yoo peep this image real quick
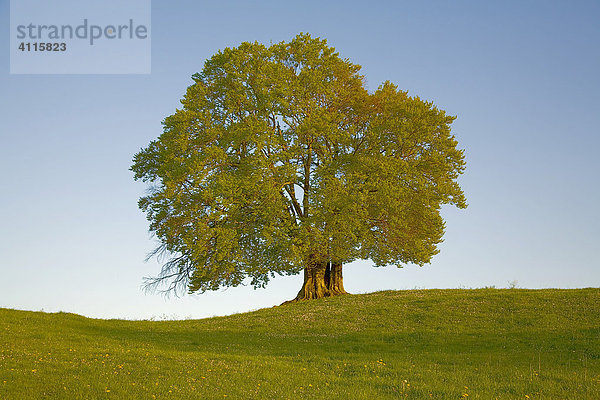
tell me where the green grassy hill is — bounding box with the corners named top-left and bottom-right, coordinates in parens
top-left (1, 289), bottom-right (599, 399)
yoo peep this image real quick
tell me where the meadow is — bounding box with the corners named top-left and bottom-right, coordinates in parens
top-left (1, 288), bottom-right (598, 399)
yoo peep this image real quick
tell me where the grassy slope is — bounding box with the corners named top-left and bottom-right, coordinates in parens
top-left (0, 289), bottom-right (599, 399)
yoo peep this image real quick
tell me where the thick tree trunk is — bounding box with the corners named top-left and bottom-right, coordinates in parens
top-left (326, 261), bottom-right (347, 296)
top-left (284, 259), bottom-right (348, 304)
top-left (294, 258), bottom-right (328, 300)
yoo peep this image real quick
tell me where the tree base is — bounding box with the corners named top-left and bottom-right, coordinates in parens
top-left (282, 261), bottom-right (348, 305)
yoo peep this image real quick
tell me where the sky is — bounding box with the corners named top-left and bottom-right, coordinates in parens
top-left (1, 0), bottom-right (598, 320)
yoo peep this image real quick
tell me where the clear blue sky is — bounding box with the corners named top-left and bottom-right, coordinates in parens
top-left (1, 0), bottom-right (598, 319)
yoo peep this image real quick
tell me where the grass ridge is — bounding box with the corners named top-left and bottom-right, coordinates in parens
top-left (1, 288), bottom-right (599, 399)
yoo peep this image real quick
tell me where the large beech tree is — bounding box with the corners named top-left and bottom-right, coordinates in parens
top-left (131, 34), bottom-right (467, 302)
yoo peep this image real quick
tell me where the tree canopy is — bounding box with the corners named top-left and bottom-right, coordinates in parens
top-left (131, 33), bottom-right (467, 300)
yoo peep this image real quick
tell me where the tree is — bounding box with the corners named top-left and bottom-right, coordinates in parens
top-left (131, 33), bottom-right (467, 302)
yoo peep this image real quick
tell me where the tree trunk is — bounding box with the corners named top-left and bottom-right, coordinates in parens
top-left (294, 258), bottom-right (328, 300)
top-left (326, 261), bottom-right (347, 296)
top-left (284, 259), bottom-right (348, 304)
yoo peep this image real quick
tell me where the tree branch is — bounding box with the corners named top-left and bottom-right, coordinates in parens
top-left (303, 142), bottom-right (312, 218)
top-left (283, 183), bottom-right (304, 219)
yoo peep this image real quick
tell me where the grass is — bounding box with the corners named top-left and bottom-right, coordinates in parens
top-left (1, 288), bottom-right (599, 399)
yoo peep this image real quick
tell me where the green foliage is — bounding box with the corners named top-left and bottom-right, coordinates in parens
top-left (1, 289), bottom-right (599, 399)
top-left (131, 33), bottom-right (467, 294)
